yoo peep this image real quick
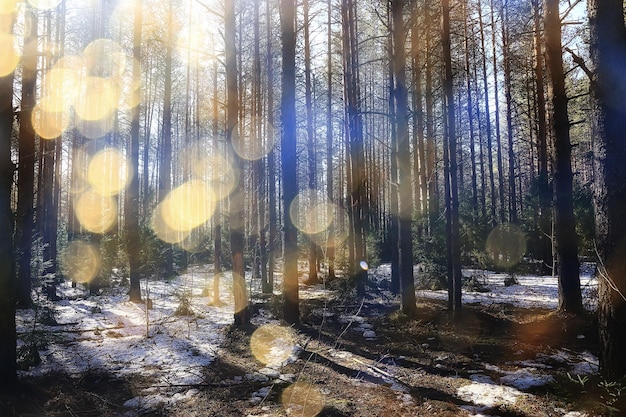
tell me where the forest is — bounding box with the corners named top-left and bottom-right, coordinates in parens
top-left (1, 0), bottom-right (626, 415)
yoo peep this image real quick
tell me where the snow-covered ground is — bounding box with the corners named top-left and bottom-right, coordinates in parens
top-left (16, 263), bottom-right (599, 415)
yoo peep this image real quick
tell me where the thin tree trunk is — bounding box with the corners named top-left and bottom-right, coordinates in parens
top-left (225, 0), bottom-right (249, 326)
top-left (533, 0), bottom-right (552, 274)
top-left (392, 0), bottom-right (418, 316)
top-left (388, 2), bottom-right (399, 295)
top-left (326, 0), bottom-right (336, 281)
top-left (502, 4), bottom-right (517, 223)
top-left (443, 0), bottom-right (462, 314)
top-left (281, 0), bottom-right (300, 325)
top-left (159, 0), bottom-right (174, 277)
top-left (16, 6), bottom-right (37, 307)
top-left (545, 0), bottom-right (582, 313)
top-left (266, 0), bottom-right (277, 293)
top-left (126, 0), bottom-right (143, 302)
top-left (304, 0), bottom-right (319, 285)
top-left (490, 0), bottom-right (505, 224)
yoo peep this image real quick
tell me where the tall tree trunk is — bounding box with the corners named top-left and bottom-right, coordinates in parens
top-left (304, 0), bottom-right (319, 285)
top-left (159, 0), bottom-right (174, 277)
top-left (126, 0), bottom-right (143, 302)
top-left (533, 0), bottom-right (552, 275)
top-left (0, 13), bottom-right (17, 387)
top-left (502, 4), bottom-right (517, 223)
top-left (588, 0), bottom-right (626, 380)
top-left (388, 2), bottom-right (400, 295)
top-left (253, 0), bottom-right (269, 294)
top-left (342, 0), bottom-right (367, 295)
top-left (544, 0), bottom-right (582, 314)
top-left (463, 1), bottom-right (478, 216)
top-left (443, 0), bottom-right (462, 314)
top-left (212, 52), bottom-right (223, 303)
top-left (392, 0), bottom-right (417, 316)
top-left (326, 0), bottom-right (336, 281)
top-left (225, 0), bottom-right (250, 326)
top-left (16, 6), bottom-right (37, 307)
top-left (266, 0), bottom-right (277, 292)
top-left (281, 0), bottom-right (300, 325)
top-left (477, 0), bottom-right (496, 225)
top-left (491, 0), bottom-right (505, 224)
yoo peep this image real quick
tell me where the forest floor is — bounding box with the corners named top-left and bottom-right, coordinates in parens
top-left (1, 264), bottom-right (620, 417)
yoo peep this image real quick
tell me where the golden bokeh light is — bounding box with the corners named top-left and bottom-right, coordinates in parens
top-left (0, 33), bottom-right (20, 77)
top-left (250, 324), bottom-right (297, 366)
top-left (190, 152), bottom-right (237, 200)
top-left (87, 148), bottom-right (132, 196)
top-left (74, 76), bottom-right (119, 122)
top-left (151, 202), bottom-right (190, 244)
top-left (161, 180), bottom-right (216, 233)
top-left (59, 240), bottom-right (100, 284)
top-left (32, 97), bottom-right (70, 139)
top-left (281, 382), bottom-right (325, 417)
top-left (74, 190), bottom-right (118, 234)
top-left (486, 223), bottom-right (527, 268)
top-left (0, 0), bottom-right (19, 14)
top-left (232, 133), bottom-right (275, 161)
top-left (176, 18), bottom-right (211, 65)
top-left (75, 114), bottom-right (116, 140)
top-left (290, 190), bottom-right (334, 236)
top-left (308, 225), bottom-right (348, 249)
top-left (115, 57), bottom-right (142, 111)
top-left (26, 0), bottom-right (61, 10)
top-left (43, 57), bottom-right (84, 111)
top-left (82, 38), bottom-right (126, 79)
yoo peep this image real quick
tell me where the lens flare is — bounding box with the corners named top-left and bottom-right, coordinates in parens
top-left (290, 190), bottom-right (334, 236)
top-left (486, 223), bottom-right (527, 268)
top-left (26, 0), bottom-right (61, 10)
top-left (190, 151), bottom-right (237, 200)
top-left (281, 382), bottom-right (325, 417)
top-left (74, 190), bottom-right (117, 234)
top-left (250, 324), bottom-right (297, 366)
top-left (74, 77), bottom-right (119, 122)
top-left (231, 131), bottom-right (274, 161)
top-left (0, 0), bottom-right (19, 14)
top-left (60, 240), bottom-right (100, 284)
top-left (151, 202), bottom-right (190, 244)
top-left (359, 261), bottom-right (369, 271)
top-left (32, 97), bottom-right (70, 139)
top-left (82, 38), bottom-right (126, 79)
top-left (43, 56), bottom-right (83, 111)
top-left (161, 180), bottom-right (216, 232)
top-left (0, 33), bottom-right (20, 77)
top-left (87, 148), bottom-right (131, 196)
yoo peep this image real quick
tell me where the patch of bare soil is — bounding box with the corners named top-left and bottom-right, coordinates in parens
top-left (1, 285), bottom-right (620, 416)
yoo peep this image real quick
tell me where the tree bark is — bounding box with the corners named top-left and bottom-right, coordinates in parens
top-left (392, 0), bottom-right (417, 316)
top-left (544, 0), bottom-right (582, 314)
top-left (588, 0), bottom-right (626, 380)
top-left (443, 0), bottom-right (462, 314)
top-left (281, 0), bottom-right (300, 325)
top-left (0, 15), bottom-right (17, 387)
top-left (225, 0), bottom-right (250, 326)
top-left (16, 6), bottom-right (37, 307)
top-left (126, 0), bottom-right (143, 303)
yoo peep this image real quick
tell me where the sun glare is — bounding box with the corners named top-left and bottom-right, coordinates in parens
top-left (289, 190), bottom-right (335, 236)
top-left (87, 148), bottom-right (132, 196)
top-left (0, 33), bottom-right (20, 77)
top-left (486, 223), bottom-right (527, 268)
top-left (74, 190), bottom-right (118, 234)
top-left (281, 382), bottom-right (325, 417)
top-left (59, 240), bottom-right (101, 284)
top-left (250, 324), bottom-right (297, 366)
